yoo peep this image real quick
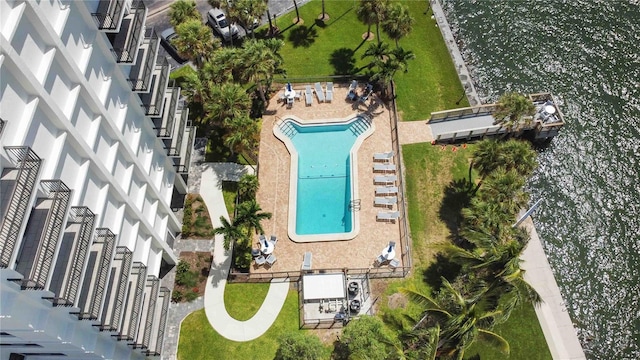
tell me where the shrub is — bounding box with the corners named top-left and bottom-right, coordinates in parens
top-left (275, 332), bottom-right (327, 360)
top-left (176, 259), bottom-right (190, 275)
top-left (184, 289), bottom-right (199, 302)
top-left (176, 270), bottom-right (198, 288)
top-left (172, 290), bottom-right (183, 302)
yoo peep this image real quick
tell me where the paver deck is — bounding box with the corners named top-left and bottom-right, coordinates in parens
top-left (255, 82), bottom-right (403, 273)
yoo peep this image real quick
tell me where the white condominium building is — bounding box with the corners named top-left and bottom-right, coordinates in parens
top-left (0, 0), bottom-right (195, 358)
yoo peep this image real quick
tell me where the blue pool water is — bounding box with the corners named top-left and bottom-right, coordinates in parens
top-left (284, 118), bottom-right (368, 235)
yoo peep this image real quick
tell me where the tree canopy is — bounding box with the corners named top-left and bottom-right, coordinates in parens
top-left (274, 332), bottom-right (327, 360)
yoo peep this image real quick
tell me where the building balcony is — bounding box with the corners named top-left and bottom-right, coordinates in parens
top-left (174, 123), bottom-right (196, 178)
top-left (107, 0), bottom-right (146, 63)
top-left (0, 147), bottom-right (42, 268)
top-left (139, 57), bottom-right (170, 117)
top-left (115, 262), bottom-right (146, 341)
top-left (74, 228), bottom-right (116, 320)
top-left (14, 180), bottom-right (71, 290)
top-left (153, 85), bottom-right (180, 138)
top-left (0, 117), bottom-right (5, 137)
top-left (46, 206), bottom-right (96, 306)
top-left (166, 102), bottom-right (188, 158)
top-left (91, 0), bottom-right (126, 32)
top-left (131, 275), bottom-right (160, 349)
top-left (99, 246), bottom-right (133, 332)
top-left (144, 287), bottom-right (170, 357)
top-left (128, 28), bottom-right (160, 92)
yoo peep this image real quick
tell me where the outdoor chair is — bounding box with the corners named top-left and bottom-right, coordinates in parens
top-left (373, 175), bottom-right (397, 184)
top-left (375, 186), bottom-right (398, 196)
top-left (373, 163), bottom-right (396, 172)
top-left (326, 82), bottom-right (333, 102)
top-left (270, 235), bottom-right (278, 246)
top-left (266, 253), bottom-right (277, 266)
top-left (286, 96), bottom-right (294, 108)
top-left (279, 92), bottom-right (286, 103)
top-left (314, 82), bottom-right (325, 102)
top-left (301, 251), bottom-right (312, 270)
top-left (374, 196), bottom-right (397, 207)
top-left (305, 85), bottom-right (313, 106)
top-left (375, 254), bottom-right (386, 266)
top-left (251, 248), bottom-right (261, 257)
top-left (377, 211), bottom-right (400, 222)
top-left (373, 151), bottom-right (394, 162)
top-left (259, 234), bottom-right (267, 243)
top-left (389, 258), bottom-right (400, 269)
top-left (388, 241), bottom-right (396, 249)
top-left (255, 255), bottom-right (266, 266)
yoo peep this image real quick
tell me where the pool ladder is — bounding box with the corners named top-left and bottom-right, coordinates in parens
top-left (349, 118), bottom-right (371, 136)
top-left (349, 199), bottom-right (361, 211)
top-left (278, 121), bottom-right (298, 138)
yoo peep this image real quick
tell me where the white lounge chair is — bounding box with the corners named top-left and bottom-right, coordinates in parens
top-left (301, 251), bottom-right (312, 270)
top-left (347, 80), bottom-right (358, 100)
top-left (373, 163), bottom-right (396, 172)
top-left (375, 186), bottom-right (398, 195)
top-left (305, 85), bottom-right (313, 106)
top-left (373, 151), bottom-right (394, 162)
top-left (255, 255), bottom-right (266, 265)
top-left (389, 258), bottom-right (400, 269)
top-left (326, 82), bottom-right (333, 102)
top-left (374, 175), bottom-right (397, 184)
top-left (374, 196), bottom-right (397, 207)
top-left (377, 211), bottom-right (400, 222)
top-left (314, 82), bottom-right (325, 102)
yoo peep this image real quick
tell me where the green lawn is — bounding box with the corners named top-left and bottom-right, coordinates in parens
top-left (223, 283), bottom-right (270, 321)
top-left (221, 181), bottom-right (238, 218)
top-left (178, 290), bottom-right (309, 360)
top-left (272, 0), bottom-right (467, 121)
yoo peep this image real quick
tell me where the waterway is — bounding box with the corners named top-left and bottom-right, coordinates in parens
top-left (441, 1), bottom-right (640, 359)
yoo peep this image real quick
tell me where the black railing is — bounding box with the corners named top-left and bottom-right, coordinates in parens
top-left (116, 262), bottom-right (146, 341)
top-left (0, 147), bottom-right (42, 268)
top-left (141, 57), bottom-right (170, 116)
top-left (156, 85), bottom-right (179, 137)
top-left (176, 124), bottom-right (195, 174)
top-left (92, 0), bottom-right (124, 31)
top-left (100, 246), bottom-right (132, 332)
top-left (0, 117), bottom-right (5, 137)
top-left (110, 0), bottom-right (145, 63)
top-left (167, 103), bottom-right (187, 156)
top-left (135, 275), bottom-right (159, 349)
top-left (75, 228), bottom-right (116, 320)
top-left (47, 206), bottom-right (96, 306)
top-left (129, 28), bottom-right (159, 91)
top-left (144, 287), bottom-right (170, 356)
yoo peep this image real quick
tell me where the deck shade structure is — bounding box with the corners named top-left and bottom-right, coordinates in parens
top-left (302, 273), bottom-right (345, 300)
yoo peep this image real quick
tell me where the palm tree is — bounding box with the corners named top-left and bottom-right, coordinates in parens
top-left (229, 0), bottom-right (267, 38)
top-left (213, 216), bottom-right (245, 250)
top-left (477, 168), bottom-right (529, 215)
top-left (168, 0), bottom-right (201, 28)
top-left (223, 114), bottom-right (259, 157)
top-left (390, 47), bottom-right (415, 73)
top-left (240, 39), bottom-right (285, 103)
top-left (235, 199), bottom-right (272, 235)
top-left (382, 3), bottom-right (414, 47)
top-left (205, 82), bottom-right (251, 125)
top-left (238, 174), bottom-right (259, 201)
top-left (370, 57), bottom-right (400, 98)
top-left (174, 19), bottom-right (219, 67)
top-left (493, 92), bottom-right (536, 130)
top-left (499, 139), bottom-right (538, 178)
top-left (356, 0), bottom-right (388, 43)
top-left (461, 198), bottom-right (513, 236)
top-left (362, 41), bottom-right (390, 67)
top-left (403, 278), bottom-right (510, 359)
top-left (471, 139), bottom-right (502, 180)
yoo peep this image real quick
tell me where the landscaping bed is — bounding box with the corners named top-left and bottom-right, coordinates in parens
top-left (172, 251), bottom-right (213, 303)
top-left (182, 193), bottom-right (215, 238)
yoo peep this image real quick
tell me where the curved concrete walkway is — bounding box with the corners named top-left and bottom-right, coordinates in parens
top-left (199, 164), bottom-right (290, 342)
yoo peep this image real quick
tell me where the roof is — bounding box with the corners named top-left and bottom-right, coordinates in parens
top-left (302, 273), bottom-right (345, 301)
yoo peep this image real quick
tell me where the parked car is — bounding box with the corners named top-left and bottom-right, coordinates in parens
top-left (207, 8), bottom-right (239, 42)
top-left (160, 27), bottom-right (187, 64)
top-left (227, 1), bottom-right (260, 31)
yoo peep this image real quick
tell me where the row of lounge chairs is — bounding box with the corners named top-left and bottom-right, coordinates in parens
top-left (373, 151), bottom-right (399, 222)
top-left (305, 82), bottom-right (333, 106)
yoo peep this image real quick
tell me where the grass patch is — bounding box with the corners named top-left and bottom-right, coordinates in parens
top-left (271, 0), bottom-right (466, 121)
top-left (221, 181), bottom-right (239, 218)
top-left (223, 283), bottom-right (270, 321)
top-left (466, 302), bottom-right (552, 360)
top-left (178, 290), bottom-right (317, 360)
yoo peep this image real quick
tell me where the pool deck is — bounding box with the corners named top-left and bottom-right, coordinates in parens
top-left (255, 83), bottom-right (403, 272)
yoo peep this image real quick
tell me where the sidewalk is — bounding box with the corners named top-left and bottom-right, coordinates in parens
top-left (199, 165), bottom-right (290, 342)
top-left (521, 218), bottom-right (586, 360)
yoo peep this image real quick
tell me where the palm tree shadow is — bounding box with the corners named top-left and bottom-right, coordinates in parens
top-left (288, 25), bottom-right (318, 48)
top-left (421, 253), bottom-right (461, 291)
top-left (438, 177), bottom-right (474, 240)
top-left (330, 48), bottom-right (356, 75)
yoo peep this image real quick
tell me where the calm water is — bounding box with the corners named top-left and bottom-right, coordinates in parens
top-left (288, 119), bottom-right (368, 234)
top-left (442, 1), bottom-right (640, 358)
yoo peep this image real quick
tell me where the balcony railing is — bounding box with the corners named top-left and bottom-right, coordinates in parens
top-left (74, 228), bottom-right (116, 320)
top-left (167, 103), bottom-right (188, 157)
top-left (116, 262), bottom-right (146, 341)
top-left (176, 123), bottom-right (196, 175)
top-left (0, 117), bottom-right (5, 137)
top-left (145, 287), bottom-right (170, 356)
top-left (109, 0), bottom-right (146, 63)
top-left (100, 246), bottom-right (132, 332)
top-left (129, 28), bottom-right (159, 91)
top-left (133, 275), bottom-right (160, 349)
top-left (0, 147), bottom-right (42, 268)
top-left (14, 180), bottom-right (71, 290)
top-left (154, 85), bottom-right (179, 138)
top-left (140, 57), bottom-right (170, 116)
top-left (92, 0), bottom-right (125, 31)
top-left (46, 206), bottom-right (96, 306)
